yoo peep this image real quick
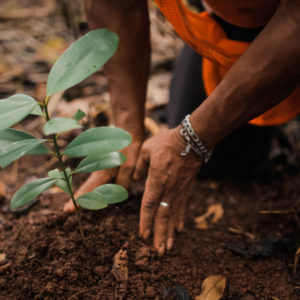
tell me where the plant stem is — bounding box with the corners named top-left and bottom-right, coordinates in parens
top-left (44, 100), bottom-right (86, 246)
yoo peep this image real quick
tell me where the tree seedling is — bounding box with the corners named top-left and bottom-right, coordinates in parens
top-left (0, 29), bottom-right (131, 245)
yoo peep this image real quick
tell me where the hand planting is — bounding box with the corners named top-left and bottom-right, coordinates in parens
top-left (0, 29), bottom-right (131, 244)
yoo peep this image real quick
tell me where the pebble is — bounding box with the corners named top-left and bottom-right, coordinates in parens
top-left (145, 286), bottom-right (156, 298)
top-left (0, 253), bottom-right (6, 265)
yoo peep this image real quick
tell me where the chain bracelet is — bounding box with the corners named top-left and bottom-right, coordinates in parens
top-left (179, 115), bottom-right (213, 163)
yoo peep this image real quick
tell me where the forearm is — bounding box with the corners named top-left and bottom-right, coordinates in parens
top-left (190, 0), bottom-right (300, 149)
top-left (84, 0), bottom-right (150, 136)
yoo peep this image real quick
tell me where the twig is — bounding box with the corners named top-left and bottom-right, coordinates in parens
top-left (259, 210), bottom-right (291, 214)
top-left (227, 226), bottom-right (255, 240)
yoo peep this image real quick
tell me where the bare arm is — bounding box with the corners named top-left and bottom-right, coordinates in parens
top-left (84, 0), bottom-right (150, 136)
top-left (190, 0), bottom-right (300, 149)
top-left (64, 0), bottom-right (150, 211)
top-left (135, 0), bottom-right (300, 254)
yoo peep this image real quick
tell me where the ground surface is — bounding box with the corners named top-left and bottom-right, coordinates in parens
top-left (1, 0), bottom-right (300, 299)
top-left (1, 156), bottom-right (300, 299)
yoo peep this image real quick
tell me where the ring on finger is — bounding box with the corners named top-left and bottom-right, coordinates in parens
top-left (159, 201), bottom-right (169, 208)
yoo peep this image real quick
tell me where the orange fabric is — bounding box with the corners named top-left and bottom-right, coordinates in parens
top-left (156, 0), bottom-right (300, 126)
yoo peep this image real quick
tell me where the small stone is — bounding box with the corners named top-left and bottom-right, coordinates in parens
top-left (145, 286), bottom-right (156, 298)
top-left (0, 253), bottom-right (6, 265)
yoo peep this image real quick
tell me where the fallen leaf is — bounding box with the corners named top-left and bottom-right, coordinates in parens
top-left (195, 203), bottom-right (224, 229)
top-left (195, 275), bottom-right (226, 300)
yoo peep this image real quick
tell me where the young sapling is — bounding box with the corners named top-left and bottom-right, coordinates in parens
top-left (0, 29), bottom-right (132, 245)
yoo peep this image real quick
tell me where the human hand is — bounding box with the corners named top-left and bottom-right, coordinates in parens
top-left (63, 132), bottom-right (144, 212)
top-left (133, 128), bottom-right (203, 255)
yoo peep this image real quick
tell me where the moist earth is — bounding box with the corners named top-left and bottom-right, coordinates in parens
top-left (1, 155), bottom-right (300, 300)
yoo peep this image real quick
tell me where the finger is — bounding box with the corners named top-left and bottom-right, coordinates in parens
top-left (133, 146), bottom-right (149, 181)
top-left (63, 169), bottom-right (115, 212)
top-left (153, 199), bottom-right (171, 255)
top-left (139, 169), bottom-right (167, 239)
top-left (166, 205), bottom-right (178, 251)
top-left (115, 163), bottom-right (134, 190)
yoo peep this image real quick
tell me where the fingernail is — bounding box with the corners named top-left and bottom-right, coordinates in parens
top-left (143, 229), bottom-right (150, 239)
top-left (158, 243), bottom-right (165, 256)
top-left (178, 222), bottom-right (184, 232)
top-left (167, 238), bottom-right (173, 250)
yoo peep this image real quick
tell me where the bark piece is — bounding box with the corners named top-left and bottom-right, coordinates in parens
top-left (112, 242), bottom-right (128, 299)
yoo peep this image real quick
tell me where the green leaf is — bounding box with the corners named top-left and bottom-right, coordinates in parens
top-left (0, 94), bottom-right (40, 131)
top-left (74, 152), bottom-right (126, 173)
top-left (47, 29), bottom-right (119, 97)
top-left (48, 168), bottom-right (72, 195)
top-left (63, 127), bottom-right (132, 157)
top-left (0, 128), bottom-right (50, 156)
top-left (94, 184), bottom-right (128, 204)
top-left (10, 177), bottom-right (58, 210)
top-left (7, 94), bottom-right (43, 116)
top-left (43, 117), bottom-right (82, 135)
top-left (75, 191), bottom-right (107, 210)
top-left (74, 109), bottom-right (87, 121)
top-left (0, 139), bottom-right (47, 168)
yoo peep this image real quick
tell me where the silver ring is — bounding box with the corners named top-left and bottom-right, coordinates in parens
top-left (159, 201), bottom-right (169, 208)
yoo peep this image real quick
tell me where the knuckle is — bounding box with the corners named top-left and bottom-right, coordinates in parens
top-left (143, 199), bottom-right (157, 211)
top-left (157, 209), bottom-right (170, 220)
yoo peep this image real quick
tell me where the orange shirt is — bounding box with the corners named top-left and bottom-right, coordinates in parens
top-left (156, 0), bottom-right (300, 126)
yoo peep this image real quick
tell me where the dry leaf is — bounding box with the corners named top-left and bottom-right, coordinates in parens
top-left (195, 203), bottom-right (224, 229)
top-left (195, 275), bottom-right (226, 300)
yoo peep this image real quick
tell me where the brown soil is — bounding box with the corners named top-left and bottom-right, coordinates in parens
top-left (1, 1), bottom-right (300, 299)
top-left (1, 154), bottom-right (300, 300)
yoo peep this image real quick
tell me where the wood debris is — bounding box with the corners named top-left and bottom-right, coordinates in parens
top-left (112, 242), bottom-right (129, 299)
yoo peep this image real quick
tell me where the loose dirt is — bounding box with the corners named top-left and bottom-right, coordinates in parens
top-left (1, 155), bottom-right (300, 299)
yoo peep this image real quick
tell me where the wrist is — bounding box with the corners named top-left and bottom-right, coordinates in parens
top-left (177, 115), bottom-right (213, 163)
top-left (173, 126), bottom-right (205, 163)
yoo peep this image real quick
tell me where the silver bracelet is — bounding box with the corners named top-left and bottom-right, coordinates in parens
top-left (179, 114), bottom-right (212, 163)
